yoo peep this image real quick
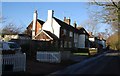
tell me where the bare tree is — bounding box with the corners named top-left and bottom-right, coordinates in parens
top-left (89, 0), bottom-right (120, 50)
top-left (2, 23), bottom-right (23, 35)
top-left (0, 16), bottom-right (23, 35)
top-left (0, 16), bottom-right (6, 23)
top-left (82, 12), bottom-right (100, 35)
top-left (89, 0), bottom-right (119, 32)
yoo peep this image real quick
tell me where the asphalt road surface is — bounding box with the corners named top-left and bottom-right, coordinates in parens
top-left (51, 51), bottom-right (120, 75)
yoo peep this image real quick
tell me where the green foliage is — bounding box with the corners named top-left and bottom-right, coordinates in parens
top-left (72, 48), bottom-right (98, 56)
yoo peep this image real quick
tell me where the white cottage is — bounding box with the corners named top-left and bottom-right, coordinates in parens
top-left (25, 10), bottom-right (90, 63)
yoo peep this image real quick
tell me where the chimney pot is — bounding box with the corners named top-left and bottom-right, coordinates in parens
top-left (73, 21), bottom-right (77, 28)
top-left (64, 17), bottom-right (71, 25)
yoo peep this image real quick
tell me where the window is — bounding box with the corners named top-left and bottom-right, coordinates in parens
top-left (64, 29), bottom-right (66, 35)
top-left (64, 41), bottom-right (67, 48)
top-left (74, 42), bottom-right (78, 48)
top-left (74, 33), bottom-right (78, 42)
top-left (69, 31), bottom-right (73, 37)
top-left (69, 42), bottom-right (72, 48)
top-left (74, 33), bottom-right (76, 39)
top-left (60, 41), bottom-right (63, 48)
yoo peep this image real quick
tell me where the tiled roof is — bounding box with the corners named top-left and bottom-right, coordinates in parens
top-left (44, 30), bottom-right (58, 40)
top-left (37, 19), bottom-right (45, 25)
top-left (76, 26), bottom-right (90, 36)
top-left (53, 17), bottom-right (89, 35)
top-left (35, 30), bottom-right (58, 40)
top-left (53, 17), bottom-right (75, 31)
top-left (27, 19), bottom-right (44, 29)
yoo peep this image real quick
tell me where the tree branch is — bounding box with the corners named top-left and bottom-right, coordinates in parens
top-left (111, 0), bottom-right (119, 8)
top-left (93, 0), bottom-right (119, 8)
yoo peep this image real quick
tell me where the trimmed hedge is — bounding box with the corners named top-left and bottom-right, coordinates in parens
top-left (71, 48), bottom-right (89, 53)
top-left (72, 48), bottom-right (98, 56)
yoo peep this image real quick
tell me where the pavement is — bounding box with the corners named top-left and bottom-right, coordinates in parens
top-left (50, 51), bottom-right (120, 75)
top-left (2, 55), bottom-right (89, 76)
top-left (3, 51), bottom-right (119, 76)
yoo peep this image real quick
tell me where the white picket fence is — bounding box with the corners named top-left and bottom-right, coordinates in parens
top-left (36, 51), bottom-right (61, 63)
top-left (2, 53), bottom-right (26, 72)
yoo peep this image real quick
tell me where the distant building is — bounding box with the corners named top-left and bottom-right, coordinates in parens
top-left (2, 34), bottom-right (31, 41)
top-left (88, 32), bottom-right (106, 49)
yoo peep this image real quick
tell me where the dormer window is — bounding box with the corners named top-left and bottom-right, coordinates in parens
top-left (69, 41), bottom-right (72, 48)
top-left (64, 41), bottom-right (67, 48)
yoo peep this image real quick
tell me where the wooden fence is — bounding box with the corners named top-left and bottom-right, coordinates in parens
top-left (36, 51), bottom-right (61, 63)
top-left (2, 53), bottom-right (26, 72)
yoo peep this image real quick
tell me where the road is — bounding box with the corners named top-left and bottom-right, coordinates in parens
top-left (51, 51), bottom-right (120, 75)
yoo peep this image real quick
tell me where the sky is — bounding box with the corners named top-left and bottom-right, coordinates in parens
top-left (1, 0), bottom-right (119, 2)
top-left (1, 2), bottom-right (110, 33)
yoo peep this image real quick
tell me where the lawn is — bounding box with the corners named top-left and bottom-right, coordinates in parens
top-left (73, 53), bottom-right (89, 56)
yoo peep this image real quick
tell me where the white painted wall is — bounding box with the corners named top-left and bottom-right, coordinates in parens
top-left (42, 19), bottom-right (60, 38)
top-left (5, 35), bottom-right (18, 39)
top-left (89, 37), bottom-right (95, 42)
top-left (3, 35), bottom-right (18, 41)
top-left (42, 10), bottom-right (60, 38)
top-left (78, 34), bottom-right (85, 48)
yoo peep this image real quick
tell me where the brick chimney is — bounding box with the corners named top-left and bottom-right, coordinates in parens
top-left (73, 21), bottom-right (77, 28)
top-left (89, 32), bottom-right (92, 36)
top-left (32, 10), bottom-right (38, 39)
top-left (64, 17), bottom-right (71, 25)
